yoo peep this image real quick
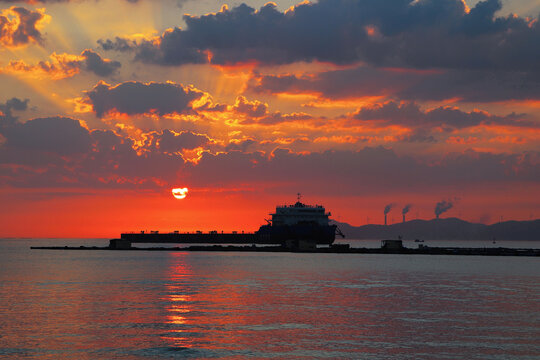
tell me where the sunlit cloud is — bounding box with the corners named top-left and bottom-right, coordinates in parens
top-left (1, 49), bottom-right (120, 79)
top-left (0, 7), bottom-right (50, 48)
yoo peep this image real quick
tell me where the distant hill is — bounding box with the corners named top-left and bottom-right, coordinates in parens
top-left (332, 218), bottom-right (540, 241)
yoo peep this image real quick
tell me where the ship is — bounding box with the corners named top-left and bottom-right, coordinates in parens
top-left (113, 193), bottom-right (344, 249)
top-left (256, 194), bottom-right (345, 245)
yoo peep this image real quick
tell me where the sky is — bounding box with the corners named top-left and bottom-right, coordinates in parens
top-left (0, 0), bottom-right (539, 237)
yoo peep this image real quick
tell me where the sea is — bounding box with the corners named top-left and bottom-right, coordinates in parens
top-left (1, 238), bottom-right (539, 359)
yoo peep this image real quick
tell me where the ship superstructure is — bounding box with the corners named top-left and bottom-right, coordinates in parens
top-left (270, 194), bottom-right (331, 226)
top-left (257, 194), bottom-right (343, 245)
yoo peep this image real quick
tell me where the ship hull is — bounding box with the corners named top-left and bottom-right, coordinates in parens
top-left (256, 223), bottom-right (336, 245)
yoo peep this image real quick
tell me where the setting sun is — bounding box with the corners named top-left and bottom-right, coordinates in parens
top-left (172, 187), bottom-right (189, 200)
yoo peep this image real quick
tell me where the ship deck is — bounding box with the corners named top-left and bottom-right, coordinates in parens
top-left (120, 232), bottom-right (267, 244)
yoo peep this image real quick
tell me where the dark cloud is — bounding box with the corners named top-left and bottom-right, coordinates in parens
top-left (249, 66), bottom-right (417, 99)
top-left (101, 0), bottom-right (540, 73)
top-left (81, 49), bottom-right (121, 77)
top-left (0, 97), bottom-right (29, 129)
top-left (225, 138), bottom-right (256, 152)
top-left (149, 129), bottom-right (210, 152)
top-left (229, 95), bottom-right (312, 125)
top-left (1, 116), bottom-right (92, 155)
top-left (251, 66), bottom-right (540, 103)
top-left (397, 129), bottom-right (437, 143)
top-left (353, 101), bottom-right (533, 129)
top-left (0, 97), bottom-right (28, 116)
top-left (233, 96), bottom-right (268, 118)
top-left (398, 70), bottom-right (540, 102)
top-left (0, 117), bottom-right (185, 188)
top-left (84, 81), bottom-right (204, 117)
top-left (98, 36), bottom-right (138, 52)
top-left (0, 6), bottom-right (47, 47)
top-left (1, 108), bottom-right (538, 193)
top-left (185, 146), bottom-right (540, 195)
top-left (79, 129), bottom-right (182, 186)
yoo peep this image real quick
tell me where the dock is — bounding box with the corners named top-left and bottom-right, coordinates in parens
top-left (113, 231), bottom-right (279, 249)
top-left (120, 232), bottom-right (258, 244)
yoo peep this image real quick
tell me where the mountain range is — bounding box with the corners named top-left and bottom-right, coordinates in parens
top-left (332, 218), bottom-right (540, 241)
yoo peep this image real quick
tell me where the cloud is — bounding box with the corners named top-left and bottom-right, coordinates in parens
top-left (0, 97), bottom-right (28, 118)
top-left (81, 49), bottom-right (121, 76)
top-left (99, 0), bottom-right (540, 73)
top-left (232, 96), bottom-right (268, 118)
top-left (148, 129), bottom-right (210, 152)
top-left (397, 129), bottom-right (437, 143)
top-left (185, 147), bottom-right (540, 194)
top-left (250, 66), bottom-right (421, 100)
top-left (0, 97), bottom-right (29, 130)
top-left (225, 138), bottom-right (256, 152)
top-left (84, 81), bottom-right (204, 117)
top-left (398, 69), bottom-right (540, 102)
top-left (253, 112), bottom-right (313, 126)
top-left (0, 116), bottom-right (185, 188)
top-left (2, 49), bottom-right (121, 79)
top-left (352, 101), bottom-right (533, 129)
top-left (98, 36), bottom-right (138, 52)
top-left (1, 116), bottom-right (92, 155)
top-left (1, 105), bottom-right (538, 193)
top-left (228, 95), bottom-right (313, 125)
top-left (0, 6), bottom-right (49, 48)
top-left (251, 65), bottom-right (540, 103)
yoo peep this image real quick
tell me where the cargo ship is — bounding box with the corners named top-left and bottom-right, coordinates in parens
top-left (257, 194), bottom-right (344, 244)
top-left (111, 194), bottom-right (344, 249)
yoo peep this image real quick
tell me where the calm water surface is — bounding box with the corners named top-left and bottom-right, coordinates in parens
top-left (1, 239), bottom-right (539, 359)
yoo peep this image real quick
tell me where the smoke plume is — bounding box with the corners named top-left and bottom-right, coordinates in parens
top-left (435, 200), bottom-right (453, 218)
top-left (402, 204), bottom-right (412, 215)
top-left (384, 203), bottom-right (394, 215)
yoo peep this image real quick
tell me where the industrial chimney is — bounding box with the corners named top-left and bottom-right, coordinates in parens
top-left (402, 204), bottom-right (411, 223)
top-left (383, 204), bottom-right (393, 226)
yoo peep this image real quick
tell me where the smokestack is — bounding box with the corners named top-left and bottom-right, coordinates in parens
top-left (435, 200), bottom-right (453, 219)
top-left (384, 204), bottom-right (394, 225)
top-left (402, 204), bottom-right (411, 223)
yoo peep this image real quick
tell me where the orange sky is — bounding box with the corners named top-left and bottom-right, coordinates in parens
top-left (0, 0), bottom-right (539, 237)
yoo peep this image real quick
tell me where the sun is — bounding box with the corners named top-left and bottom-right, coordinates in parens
top-left (172, 187), bottom-right (189, 199)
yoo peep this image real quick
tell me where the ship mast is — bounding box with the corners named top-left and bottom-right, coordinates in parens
top-left (297, 192), bottom-right (302, 202)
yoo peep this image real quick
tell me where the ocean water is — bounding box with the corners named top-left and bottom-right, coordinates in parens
top-left (1, 239), bottom-right (539, 359)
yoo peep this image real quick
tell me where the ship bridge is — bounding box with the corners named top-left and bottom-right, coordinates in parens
top-left (271, 197), bottom-right (331, 226)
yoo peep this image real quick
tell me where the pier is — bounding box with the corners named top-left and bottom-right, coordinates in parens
top-left (113, 231), bottom-right (279, 249)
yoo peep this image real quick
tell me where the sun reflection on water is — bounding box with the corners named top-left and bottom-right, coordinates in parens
top-left (161, 253), bottom-right (194, 348)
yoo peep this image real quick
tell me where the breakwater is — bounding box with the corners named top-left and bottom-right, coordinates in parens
top-left (30, 244), bottom-right (540, 256)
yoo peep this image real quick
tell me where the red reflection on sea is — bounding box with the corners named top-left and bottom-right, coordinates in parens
top-left (161, 252), bottom-right (195, 348)
top-left (159, 253), bottom-right (383, 356)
